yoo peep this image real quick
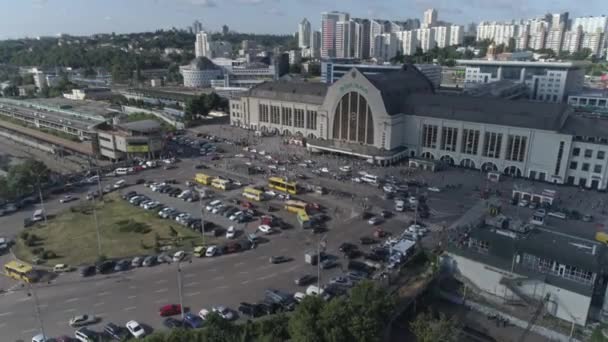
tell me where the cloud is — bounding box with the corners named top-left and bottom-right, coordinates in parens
top-left (238, 0), bottom-right (265, 4)
top-left (104, 16), bottom-right (113, 21)
top-left (32, 0), bottom-right (48, 9)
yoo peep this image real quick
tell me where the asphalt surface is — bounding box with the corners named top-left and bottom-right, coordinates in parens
top-left (1, 126), bottom-right (603, 341)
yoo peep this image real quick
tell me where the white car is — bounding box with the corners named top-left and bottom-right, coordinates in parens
top-left (59, 195), bottom-right (76, 203)
top-left (126, 320), bottom-right (146, 339)
top-left (212, 306), bottom-right (235, 320)
top-left (258, 150), bottom-right (266, 155)
top-left (173, 250), bottom-right (186, 262)
top-left (69, 314), bottom-right (96, 327)
top-left (206, 200), bottom-right (222, 211)
top-left (352, 177), bottom-right (362, 183)
top-left (320, 167), bottom-right (329, 173)
top-left (339, 166), bottom-right (351, 172)
top-left (258, 225), bottom-right (273, 234)
top-left (211, 204), bottom-right (224, 214)
top-left (235, 154), bottom-right (245, 158)
top-left (226, 226), bottom-right (236, 239)
top-left (264, 190), bottom-right (277, 198)
top-left (199, 308), bottom-right (210, 320)
top-left (427, 187), bottom-right (441, 192)
top-left (206, 246), bottom-right (218, 257)
top-left (306, 285), bottom-right (323, 296)
top-left (368, 216), bottom-right (382, 225)
top-left (268, 165), bottom-right (277, 170)
top-left (143, 201), bottom-right (160, 210)
top-left (229, 211), bottom-right (243, 221)
top-left (293, 292), bottom-right (307, 303)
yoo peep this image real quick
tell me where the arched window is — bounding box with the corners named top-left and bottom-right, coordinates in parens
top-left (332, 92), bottom-right (374, 144)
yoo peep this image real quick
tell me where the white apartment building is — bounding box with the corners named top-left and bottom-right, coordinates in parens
top-left (459, 60), bottom-right (587, 103)
top-left (582, 32), bottom-right (605, 56)
top-left (434, 26), bottom-right (451, 48)
top-left (370, 19), bottom-right (391, 58)
top-left (352, 18), bottom-right (371, 60)
top-left (529, 31), bottom-right (547, 50)
top-left (397, 30), bottom-right (418, 56)
top-left (449, 25), bottom-right (464, 46)
top-left (423, 8), bottom-right (437, 28)
top-left (563, 27), bottom-right (583, 53)
top-left (572, 16), bottom-right (608, 34)
top-left (476, 22), bottom-right (518, 46)
top-left (545, 28), bottom-right (565, 52)
top-left (195, 31), bottom-right (210, 58)
top-left (417, 28), bottom-right (435, 52)
top-left (515, 24), bottom-right (530, 50)
top-left (373, 33), bottom-right (398, 61)
top-left (298, 18), bottom-right (311, 48)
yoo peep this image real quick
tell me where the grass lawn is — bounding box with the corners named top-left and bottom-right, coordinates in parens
top-left (14, 192), bottom-right (213, 266)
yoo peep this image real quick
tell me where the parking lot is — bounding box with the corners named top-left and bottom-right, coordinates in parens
top-left (1, 123), bottom-right (607, 340)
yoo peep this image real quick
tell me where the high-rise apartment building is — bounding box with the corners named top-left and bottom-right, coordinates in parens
top-left (352, 18), bottom-right (371, 59)
top-left (551, 12), bottom-right (569, 30)
top-left (321, 11), bottom-right (350, 58)
top-left (299, 18), bottom-right (312, 48)
top-left (434, 26), bottom-right (451, 48)
top-left (373, 33), bottom-right (398, 61)
top-left (397, 30), bottom-right (418, 55)
top-left (417, 28), bottom-right (436, 52)
top-left (545, 28), bottom-right (565, 52)
top-left (562, 26), bottom-right (583, 53)
top-left (529, 30), bottom-right (547, 50)
top-left (192, 20), bottom-right (203, 34)
top-left (582, 32), bottom-right (605, 56)
top-left (336, 20), bottom-right (356, 58)
top-left (572, 16), bottom-right (608, 34)
top-left (423, 8), bottom-right (438, 28)
top-left (369, 19), bottom-right (391, 58)
top-left (449, 25), bottom-right (464, 46)
top-left (195, 31), bottom-right (210, 58)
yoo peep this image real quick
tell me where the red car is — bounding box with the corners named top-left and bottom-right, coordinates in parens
top-left (159, 304), bottom-right (182, 317)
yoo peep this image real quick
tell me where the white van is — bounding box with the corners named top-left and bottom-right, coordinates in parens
top-left (32, 209), bottom-right (45, 222)
top-left (205, 200), bottom-right (222, 211)
top-left (115, 168), bottom-right (129, 175)
top-left (306, 285), bottom-right (323, 296)
top-left (361, 174), bottom-right (379, 185)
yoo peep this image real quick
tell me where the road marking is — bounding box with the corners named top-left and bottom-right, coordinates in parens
top-left (129, 285), bottom-right (137, 290)
top-left (155, 288), bottom-right (168, 293)
top-left (21, 328), bottom-right (36, 334)
top-left (257, 255), bottom-right (267, 260)
top-left (16, 297), bottom-right (31, 302)
top-left (65, 297), bottom-right (79, 303)
top-left (257, 273), bottom-right (277, 281)
top-left (0, 312), bottom-right (12, 317)
top-left (97, 291), bottom-right (110, 297)
top-left (154, 298), bottom-right (167, 303)
top-left (96, 312), bottom-right (107, 318)
top-left (124, 306), bottom-right (137, 311)
top-left (64, 308), bottom-right (77, 313)
top-left (212, 275), bottom-right (225, 281)
top-left (127, 295), bottom-right (137, 299)
top-left (239, 271), bottom-right (249, 275)
top-left (217, 285), bottom-right (229, 290)
top-left (241, 280), bottom-right (250, 285)
top-left (208, 268), bottom-right (218, 272)
top-left (38, 304), bottom-right (48, 309)
top-left (0, 322), bottom-right (6, 328)
top-left (184, 281), bottom-right (200, 287)
top-left (234, 261), bottom-right (245, 267)
top-left (184, 273), bottom-right (196, 278)
top-left (185, 291), bottom-right (201, 297)
top-left (155, 279), bottom-right (168, 284)
top-left (94, 302), bottom-right (105, 307)
top-left (280, 247), bottom-right (288, 252)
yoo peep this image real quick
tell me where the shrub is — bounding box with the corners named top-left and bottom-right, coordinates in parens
top-left (42, 250), bottom-right (57, 259)
top-left (32, 247), bottom-right (45, 255)
top-left (117, 219), bottom-right (151, 234)
top-left (20, 232), bottom-right (29, 241)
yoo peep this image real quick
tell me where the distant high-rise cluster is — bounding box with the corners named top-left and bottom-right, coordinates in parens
top-left (476, 13), bottom-right (608, 57)
top-left (190, 20), bottom-right (203, 34)
top-left (308, 9), bottom-right (463, 61)
top-left (195, 31), bottom-right (232, 59)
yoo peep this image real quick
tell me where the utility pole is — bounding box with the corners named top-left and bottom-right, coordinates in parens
top-left (36, 179), bottom-right (48, 227)
top-left (177, 262), bottom-right (185, 319)
top-left (199, 195), bottom-right (206, 247)
top-left (89, 158), bottom-right (103, 257)
top-left (317, 235), bottom-right (327, 291)
top-left (28, 283), bottom-right (46, 339)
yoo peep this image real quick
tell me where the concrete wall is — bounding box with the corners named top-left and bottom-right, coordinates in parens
top-left (449, 253), bottom-right (592, 326)
top-left (566, 140), bottom-right (608, 189)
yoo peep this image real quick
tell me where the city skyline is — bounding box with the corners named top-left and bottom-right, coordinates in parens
top-left (1, 0), bottom-right (608, 39)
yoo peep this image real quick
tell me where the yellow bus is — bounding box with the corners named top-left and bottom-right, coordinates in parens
top-left (284, 200), bottom-right (308, 214)
top-left (596, 232), bottom-right (608, 244)
top-left (243, 187), bottom-right (264, 201)
top-left (4, 260), bottom-right (37, 283)
top-left (195, 173), bottom-right (213, 185)
top-left (297, 210), bottom-right (312, 229)
top-left (211, 178), bottom-right (231, 191)
top-left (268, 177), bottom-right (298, 195)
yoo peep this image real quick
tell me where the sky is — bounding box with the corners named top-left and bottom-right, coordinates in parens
top-left (0, 0), bottom-right (607, 39)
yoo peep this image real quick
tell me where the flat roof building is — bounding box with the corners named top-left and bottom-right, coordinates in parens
top-left (96, 119), bottom-right (163, 160)
top-left (321, 61), bottom-right (442, 88)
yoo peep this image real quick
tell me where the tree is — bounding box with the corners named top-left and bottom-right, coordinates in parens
top-left (347, 281), bottom-right (395, 342)
top-left (410, 310), bottom-right (461, 342)
top-left (319, 298), bottom-right (353, 342)
top-left (288, 296), bottom-right (326, 342)
top-left (202, 313), bottom-right (241, 341)
top-left (6, 159), bottom-right (50, 197)
top-left (2, 84), bottom-right (18, 97)
top-left (253, 313), bottom-right (289, 342)
top-left (289, 63), bottom-right (302, 74)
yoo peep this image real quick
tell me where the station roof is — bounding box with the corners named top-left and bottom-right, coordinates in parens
top-left (247, 81), bottom-right (328, 105)
top-left (560, 114), bottom-right (608, 138)
top-left (119, 119), bottom-right (162, 133)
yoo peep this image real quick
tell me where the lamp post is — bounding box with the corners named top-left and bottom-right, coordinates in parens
top-left (177, 261), bottom-right (185, 319)
top-left (28, 283), bottom-right (45, 339)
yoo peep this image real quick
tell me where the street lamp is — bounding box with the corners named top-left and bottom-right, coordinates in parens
top-left (317, 234), bottom-right (327, 291)
top-left (27, 282), bottom-right (46, 339)
top-left (176, 261), bottom-right (185, 320)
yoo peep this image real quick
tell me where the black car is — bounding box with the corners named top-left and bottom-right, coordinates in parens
top-left (238, 302), bottom-right (263, 318)
top-left (339, 242), bottom-right (357, 253)
top-left (96, 260), bottom-right (116, 274)
top-left (380, 210), bottom-right (392, 218)
top-left (294, 274), bottom-right (316, 286)
top-left (364, 252), bottom-right (384, 262)
top-left (80, 265), bottom-right (96, 277)
top-left (168, 188), bottom-right (182, 197)
top-left (257, 301), bottom-right (282, 315)
top-left (269, 256), bottom-right (290, 264)
top-left (324, 284), bottom-right (347, 297)
top-left (359, 237), bottom-right (377, 245)
top-left (163, 317), bottom-right (183, 329)
top-left (113, 259), bottom-right (130, 272)
top-left (348, 260), bottom-right (371, 275)
top-left (135, 178), bottom-right (146, 185)
top-left (103, 322), bottom-right (125, 340)
top-left (122, 191), bottom-right (137, 200)
top-left (160, 186), bottom-right (173, 194)
top-left (344, 249), bottom-right (362, 259)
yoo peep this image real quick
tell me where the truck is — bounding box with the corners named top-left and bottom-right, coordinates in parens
top-left (305, 251), bottom-right (319, 265)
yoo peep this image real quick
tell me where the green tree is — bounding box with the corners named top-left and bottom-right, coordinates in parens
top-left (320, 297), bottom-right (353, 342)
top-left (347, 281), bottom-right (395, 342)
top-left (203, 312), bottom-right (241, 341)
top-left (6, 159), bottom-right (50, 197)
top-left (410, 310), bottom-right (461, 342)
top-left (253, 313), bottom-right (290, 342)
top-left (2, 84), bottom-right (18, 97)
top-left (289, 63), bottom-right (302, 74)
top-left (288, 295), bottom-right (326, 342)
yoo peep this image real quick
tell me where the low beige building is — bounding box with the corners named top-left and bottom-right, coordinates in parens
top-left (96, 119), bottom-right (164, 160)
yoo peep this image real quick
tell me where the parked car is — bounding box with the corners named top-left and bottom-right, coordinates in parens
top-left (103, 322), bottom-right (125, 340)
top-left (225, 226), bottom-right (236, 239)
top-left (131, 256), bottom-right (143, 267)
top-left (258, 225), bottom-right (273, 234)
top-left (329, 276), bottom-right (353, 287)
top-left (205, 245), bottom-right (218, 257)
top-left (320, 259), bottom-right (338, 269)
top-left (96, 260), bottom-right (115, 274)
top-left (53, 264), bottom-right (72, 273)
top-left (143, 255), bottom-right (157, 267)
top-left (159, 304), bottom-right (182, 317)
top-left (74, 327), bottom-right (97, 342)
top-left (294, 274), bottom-right (316, 286)
top-left (269, 256), bottom-right (289, 264)
top-left (212, 306), bottom-right (235, 320)
top-left (60, 195), bottom-right (77, 204)
top-left (113, 259), bottom-right (130, 272)
top-left (126, 320), bottom-right (146, 339)
top-left (173, 251), bottom-right (186, 262)
top-left (163, 317), bottom-right (183, 329)
top-left (183, 313), bottom-right (204, 329)
top-left (80, 265), bottom-right (96, 277)
top-left (367, 216), bottom-right (383, 225)
top-left (238, 302), bottom-right (263, 318)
